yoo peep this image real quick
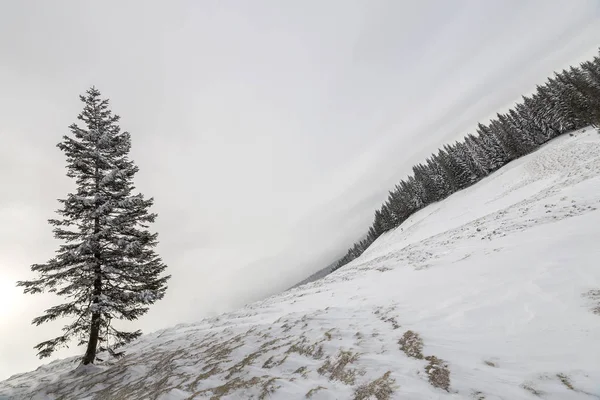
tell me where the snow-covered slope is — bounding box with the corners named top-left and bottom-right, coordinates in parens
top-left (3, 128), bottom-right (600, 400)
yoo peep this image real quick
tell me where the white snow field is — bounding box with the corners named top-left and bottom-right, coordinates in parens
top-left (2, 127), bottom-right (600, 399)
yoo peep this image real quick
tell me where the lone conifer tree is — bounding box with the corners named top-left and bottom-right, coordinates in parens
top-left (18, 87), bottom-right (170, 365)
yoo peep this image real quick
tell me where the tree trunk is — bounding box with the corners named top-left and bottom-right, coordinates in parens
top-left (82, 211), bottom-right (102, 364)
top-left (82, 297), bottom-right (100, 365)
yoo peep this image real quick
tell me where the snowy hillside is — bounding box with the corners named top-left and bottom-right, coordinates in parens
top-left (290, 261), bottom-right (339, 290)
top-left (2, 127), bottom-right (600, 399)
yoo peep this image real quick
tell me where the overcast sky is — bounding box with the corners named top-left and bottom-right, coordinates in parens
top-left (1, 0), bottom-right (599, 380)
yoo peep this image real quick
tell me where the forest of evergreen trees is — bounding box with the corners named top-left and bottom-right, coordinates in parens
top-left (331, 49), bottom-right (600, 273)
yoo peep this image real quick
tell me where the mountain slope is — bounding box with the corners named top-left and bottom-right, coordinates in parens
top-left (289, 260), bottom-right (339, 290)
top-left (2, 127), bottom-right (600, 399)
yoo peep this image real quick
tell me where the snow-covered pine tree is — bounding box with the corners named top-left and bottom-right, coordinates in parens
top-left (464, 134), bottom-right (493, 176)
top-left (412, 163), bottom-right (437, 204)
top-left (427, 154), bottom-right (453, 197)
top-left (385, 188), bottom-right (405, 226)
top-left (577, 62), bottom-right (600, 127)
top-left (447, 142), bottom-right (481, 184)
top-left (523, 94), bottom-right (562, 140)
top-left (371, 209), bottom-right (385, 235)
top-left (404, 175), bottom-right (425, 210)
top-left (506, 109), bottom-right (537, 153)
top-left (490, 116), bottom-right (521, 159)
top-left (476, 124), bottom-right (509, 171)
top-left (17, 87), bottom-right (170, 365)
top-left (514, 102), bottom-right (546, 145)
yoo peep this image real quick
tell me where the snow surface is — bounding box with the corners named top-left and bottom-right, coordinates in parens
top-left (2, 127), bottom-right (600, 399)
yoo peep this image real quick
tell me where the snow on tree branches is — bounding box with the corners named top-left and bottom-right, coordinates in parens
top-left (17, 87), bottom-right (170, 365)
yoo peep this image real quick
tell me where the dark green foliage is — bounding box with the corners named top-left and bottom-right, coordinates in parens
top-left (18, 87), bottom-right (170, 364)
top-left (330, 48), bottom-right (600, 273)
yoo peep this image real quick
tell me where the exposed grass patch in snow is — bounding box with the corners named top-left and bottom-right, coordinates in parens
top-left (204, 334), bottom-right (244, 364)
top-left (521, 382), bottom-right (543, 397)
top-left (187, 365), bottom-right (221, 390)
top-left (305, 385), bottom-right (327, 398)
top-left (294, 366), bottom-right (309, 378)
top-left (398, 328), bottom-right (450, 391)
top-left (424, 356), bottom-right (450, 392)
top-left (353, 371), bottom-right (395, 400)
top-left (398, 330), bottom-right (424, 359)
top-left (224, 351), bottom-right (262, 379)
top-left (287, 338), bottom-right (325, 360)
top-left (383, 317), bottom-right (400, 330)
top-left (259, 377), bottom-right (281, 400)
top-left (556, 373), bottom-right (575, 391)
top-left (194, 376), bottom-right (264, 399)
top-left (261, 356), bottom-right (277, 369)
top-left (374, 307), bottom-right (401, 330)
top-left (317, 349), bottom-right (360, 385)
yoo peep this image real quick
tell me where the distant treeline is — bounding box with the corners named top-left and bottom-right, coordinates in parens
top-left (331, 49), bottom-right (600, 273)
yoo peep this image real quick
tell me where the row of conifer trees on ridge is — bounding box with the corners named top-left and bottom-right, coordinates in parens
top-left (331, 49), bottom-right (600, 273)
